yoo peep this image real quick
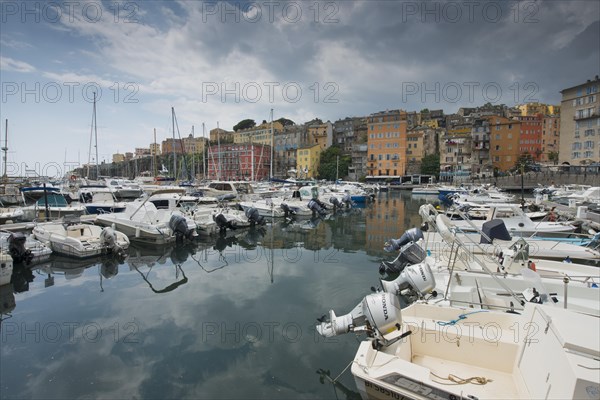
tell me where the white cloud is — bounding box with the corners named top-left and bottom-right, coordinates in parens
top-left (0, 56), bottom-right (36, 73)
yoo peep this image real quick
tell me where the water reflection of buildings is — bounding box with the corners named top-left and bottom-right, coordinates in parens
top-left (365, 195), bottom-right (406, 255)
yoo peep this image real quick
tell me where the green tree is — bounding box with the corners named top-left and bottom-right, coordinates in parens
top-left (513, 153), bottom-right (535, 172)
top-left (275, 117), bottom-right (295, 126)
top-left (420, 154), bottom-right (440, 177)
top-left (233, 119), bottom-right (256, 131)
top-left (548, 151), bottom-right (559, 165)
top-left (317, 146), bottom-right (351, 181)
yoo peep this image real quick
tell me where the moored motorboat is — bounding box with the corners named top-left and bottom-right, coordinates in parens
top-left (318, 297), bottom-right (600, 400)
top-left (32, 222), bottom-right (129, 259)
top-left (95, 199), bottom-right (198, 245)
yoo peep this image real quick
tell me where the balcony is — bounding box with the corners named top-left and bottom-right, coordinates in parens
top-left (573, 108), bottom-right (599, 120)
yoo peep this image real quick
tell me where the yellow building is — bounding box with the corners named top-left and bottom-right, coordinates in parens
top-left (421, 119), bottom-right (439, 128)
top-left (112, 153), bottom-right (125, 163)
top-left (366, 110), bottom-right (408, 177)
top-left (183, 135), bottom-right (206, 154)
top-left (518, 102), bottom-right (560, 117)
top-left (209, 128), bottom-right (234, 143)
top-left (308, 121), bottom-right (333, 150)
top-left (149, 142), bottom-right (161, 156)
top-left (234, 121), bottom-right (283, 145)
top-left (296, 144), bottom-right (321, 178)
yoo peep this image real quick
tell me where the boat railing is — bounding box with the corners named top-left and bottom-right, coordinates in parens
top-left (421, 204), bottom-right (525, 307)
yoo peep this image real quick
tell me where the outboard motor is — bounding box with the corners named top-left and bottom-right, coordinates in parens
top-left (342, 193), bottom-right (354, 208)
top-left (245, 207), bottom-right (265, 226)
top-left (100, 227), bottom-right (126, 258)
top-left (213, 213), bottom-right (237, 233)
top-left (169, 214), bottom-right (197, 241)
top-left (280, 203), bottom-right (296, 218)
top-left (380, 260), bottom-right (436, 297)
top-left (7, 232), bottom-right (33, 264)
top-left (383, 228), bottom-right (424, 252)
top-left (308, 199), bottom-right (327, 217)
top-left (316, 293), bottom-right (411, 349)
top-left (329, 196), bottom-right (342, 211)
top-left (380, 228), bottom-right (426, 274)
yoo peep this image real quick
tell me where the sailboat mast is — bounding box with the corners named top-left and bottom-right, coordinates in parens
top-left (93, 92), bottom-right (99, 179)
top-left (270, 108), bottom-right (274, 179)
top-left (172, 107), bottom-right (176, 179)
top-left (2, 119), bottom-right (8, 179)
top-left (191, 125), bottom-right (195, 181)
top-left (217, 121), bottom-right (221, 180)
top-left (153, 128), bottom-right (157, 177)
top-left (202, 123), bottom-right (206, 179)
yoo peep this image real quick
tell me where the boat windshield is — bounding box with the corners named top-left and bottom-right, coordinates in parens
top-left (36, 194), bottom-right (68, 207)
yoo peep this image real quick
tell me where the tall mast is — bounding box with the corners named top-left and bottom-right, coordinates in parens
top-left (191, 125), bottom-right (195, 181)
top-left (172, 107), bottom-right (176, 179)
top-left (153, 128), bottom-right (157, 177)
top-left (251, 130), bottom-right (254, 181)
top-left (270, 108), bottom-right (274, 179)
top-left (2, 119), bottom-right (8, 179)
top-left (202, 123), bottom-right (206, 179)
top-left (93, 92), bottom-right (99, 179)
top-left (217, 121), bottom-right (221, 180)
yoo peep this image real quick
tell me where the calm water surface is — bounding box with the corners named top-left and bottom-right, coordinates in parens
top-left (1, 192), bottom-right (429, 399)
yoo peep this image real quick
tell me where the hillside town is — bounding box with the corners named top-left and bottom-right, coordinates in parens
top-left (104, 76), bottom-right (599, 182)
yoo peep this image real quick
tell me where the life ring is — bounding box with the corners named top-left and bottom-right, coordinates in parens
top-left (70, 175), bottom-right (77, 181)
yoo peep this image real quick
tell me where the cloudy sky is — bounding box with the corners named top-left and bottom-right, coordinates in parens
top-left (1, 0), bottom-right (598, 175)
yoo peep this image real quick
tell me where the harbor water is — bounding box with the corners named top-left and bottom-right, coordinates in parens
top-left (1, 192), bottom-right (428, 399)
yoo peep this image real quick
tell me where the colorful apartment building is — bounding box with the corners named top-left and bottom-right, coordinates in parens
top-left (517, 115), bottom-right (543, 161)
top-left (234, 121), bottom-right (283, 146)
top-left (308, 121), bottom-right (333, 151)
top-left (488, 116), bottom-right (521, 172)
top-left (209, 128), bottom-right (235, 144)
top-left (560, 76), bottom-right (600, 165)
top-left (149, 142), bottom-right (161, 156)
top-left (366, 110), bottom-right (407, 177)
top-left (207, 143), bottom-right (271, 180)
top-left (440, 116), bottom-right (472, 181)
top-left (471, 118), bottom-right (493, 177)
top-left (541, 114), bottom-right (560, 163)
top-left (161, 138), bottom-right (185, 155)
top-left (518, 102), bottom-right (560, 117)
top-left (183, 134), bottom-right (207, 155)
top-left (296, 144), bottom-right (321, 179)
top-left (405, 129), bottom-right (424, 174)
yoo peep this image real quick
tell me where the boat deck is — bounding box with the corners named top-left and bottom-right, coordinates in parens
top-left (413, 354), bottom-right (519, 399)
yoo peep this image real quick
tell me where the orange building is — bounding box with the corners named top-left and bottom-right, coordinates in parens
top-left (488, 116), bottom-right (521, 172)
top-left (517, 115), bottom-right (543, 161)
top-left (541, 114), bottom-right (560, 163)
top-left (366, 110), bottom-right (407, 177)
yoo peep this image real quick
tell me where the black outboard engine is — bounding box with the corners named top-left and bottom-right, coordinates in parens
top-left (245, 207), bottom-right (265, 226)
top-left (8, 232), bottom-right (33, 264)
top-left (380, 228), bottom-right (426, 275)
top-left (280, 203), bottom-right (296, 218)
top-left (169, 214), bottom-right (196, 241)
top-left (308, 199), bottom-right (327, 217)
top-left (213, 213), bottom-right (237, 233)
